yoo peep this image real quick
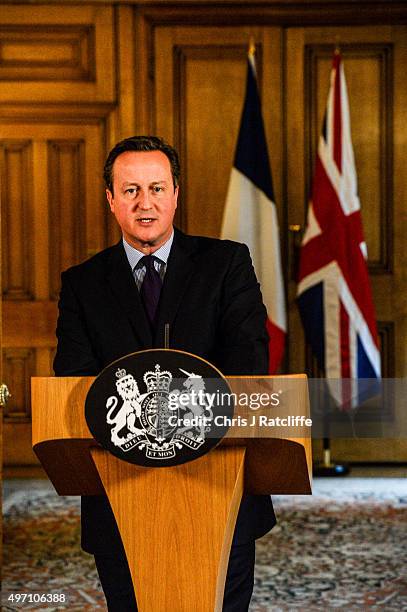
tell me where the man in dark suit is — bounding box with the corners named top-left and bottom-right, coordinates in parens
top-left (54, 135), bottom-right (275, 611)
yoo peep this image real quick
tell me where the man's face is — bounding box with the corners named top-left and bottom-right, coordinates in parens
top-left (106, 150), bottom-right (178, 253)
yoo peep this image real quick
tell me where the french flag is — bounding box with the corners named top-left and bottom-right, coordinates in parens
top-left (297, 52), bottom-right (381, 408)
top-left (221, 47), bottom-right (286, 373)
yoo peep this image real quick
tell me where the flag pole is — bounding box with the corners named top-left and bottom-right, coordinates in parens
top-left (313, 416), bottom-right (350, 477)
top-left (298, 48), bottom-right (380, 476)
top-left (314, 49), bottom-right (349, 478)
top-left (221, 34), bottom-right (287, 374)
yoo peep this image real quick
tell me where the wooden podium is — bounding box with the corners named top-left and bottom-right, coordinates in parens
top-left (32, 375), bottom-right (311, 612)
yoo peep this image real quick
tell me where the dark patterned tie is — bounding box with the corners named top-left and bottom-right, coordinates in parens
top-left (139, 255), bottom-right (162, 325)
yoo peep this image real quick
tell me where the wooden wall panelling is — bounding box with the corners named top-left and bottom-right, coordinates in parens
top-left (132, 1), bottom-right (407, 27)
top-left (3, 348), bottom-right (35, 421)
top-left (133, 8), bottom-right (153, 134)
top-left (2, 346), bottom-right (37, 465)
top-left (0, 24), bottom-right (96, 82)
top-left (377, 321), bottom-right (395, 379)
top-left (1, 123), bottom-right (107, 292)
top-left (0, 5), bottom-right (115, 103)
top-left (0, 2), bottom-right (125, 470)
top-left (48, 139), bottom-right (86, 299)
top-left (1, 140), bottom-right (34, 301)
top-left (3, 301), bottom-right (58, 350)
top-left (116, 5), bottom-right (137, 138)
top-left (154, 26), bottom-right (283, 239)
top-left (81, 124), bottom-right (108, 256)
top-left (1, 119), bottom-right (109, 466)
top-left (33, 140), bottom-right (50, 302)
top-left (392, 26), bottom-right (407, 382)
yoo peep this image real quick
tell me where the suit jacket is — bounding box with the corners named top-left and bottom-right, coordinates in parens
top-left (54, 227), bottom-right (276, 553)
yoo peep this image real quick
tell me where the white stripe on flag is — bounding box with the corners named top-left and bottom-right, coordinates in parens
top-left (323, 265), bottom-right (341, 379)
top-left (318, 138), bottom-right (361, 217)
top-left (338, 271), bottom-right (381, 377)
top-left (349, 319), bottom-right (357, 379)
top-left (222, 167), bottom-right (286, 331)
top-left (301, 202), bottom-right (322, 246)
top-left (340, 63), bottom-right (361, 216)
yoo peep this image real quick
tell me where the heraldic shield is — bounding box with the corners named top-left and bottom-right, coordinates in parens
top-left (85, 349), bottom-right (234, 467)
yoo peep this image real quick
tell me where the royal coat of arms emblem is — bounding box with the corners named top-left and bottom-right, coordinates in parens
top-left (85, 350), bottom-right (233, 467)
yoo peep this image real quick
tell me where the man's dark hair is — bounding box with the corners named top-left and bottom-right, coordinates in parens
top-left (103, 135), bottom-right (180, 194)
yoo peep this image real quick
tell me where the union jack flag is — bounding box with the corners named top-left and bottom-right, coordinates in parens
top-left (297, 52), bottom-right (381, 409)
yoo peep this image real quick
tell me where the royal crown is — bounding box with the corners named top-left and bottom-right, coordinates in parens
top-left (144, 364), bottom-right (172, 393)
top-left (115, 368), bottom-right (139, 395)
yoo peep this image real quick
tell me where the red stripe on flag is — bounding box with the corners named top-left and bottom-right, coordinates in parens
top-left (340, 302), bottom-right (351, 378)
top-left (299, 154), bottom-right (378, 347)
top-left (266, 318), bottom-right (285, 374)
top-left (298, 235), bottom-right (334, 280)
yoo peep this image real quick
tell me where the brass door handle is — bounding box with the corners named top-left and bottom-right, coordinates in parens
top-left (0, 383), bottom-right (11, 406)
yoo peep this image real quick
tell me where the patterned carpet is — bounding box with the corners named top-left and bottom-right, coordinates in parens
top-left (3, 478), bottom-right (407, 611)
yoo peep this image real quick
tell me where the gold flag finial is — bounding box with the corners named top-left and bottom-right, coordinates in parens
top-left (249, 37), bottom-right (256, 58)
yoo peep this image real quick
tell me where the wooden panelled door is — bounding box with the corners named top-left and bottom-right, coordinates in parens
top-left (285, 26), bottom-right (407, 461)
top-left (0, 3), bottom-right (117, 472)
top-left (1, 124), bottom-right (107, 467)
top-left (152, 23), bottom-right (406, 461)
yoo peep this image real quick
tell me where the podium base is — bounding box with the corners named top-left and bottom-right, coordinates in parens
top-left (90, 446), bottom-right (246, 612)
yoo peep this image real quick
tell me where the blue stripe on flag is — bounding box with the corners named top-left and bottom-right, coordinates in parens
top-left (297, 283), bottom-right (325, 370)
top-left (357, 336), bottom-right (379, 379)
top-left (234, 59), bottom-right (274, 202)
top-left (356, 338), bottom-right (381, 405)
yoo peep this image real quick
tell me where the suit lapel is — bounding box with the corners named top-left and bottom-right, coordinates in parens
top-left (154, 229), bottom-right (195, 347)
top-left (106, 242), bottom-right (153, 347)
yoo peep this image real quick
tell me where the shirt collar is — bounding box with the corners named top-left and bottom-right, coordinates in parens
top-left (122, 230), bottom-right (174, 271)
